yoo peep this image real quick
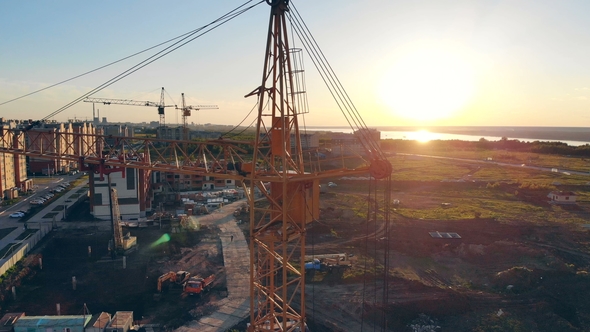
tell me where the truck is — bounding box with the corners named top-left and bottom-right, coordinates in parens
top-left (184, 274), bottom-right (215, 296)
top-left (157, 271), bottom-right (191, 292)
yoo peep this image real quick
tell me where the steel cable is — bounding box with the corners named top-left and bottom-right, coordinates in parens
top-left (40, 0), bottom-right (264, 121)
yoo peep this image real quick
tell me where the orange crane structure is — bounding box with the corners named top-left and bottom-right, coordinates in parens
top-left (177, 93), bottom-right (218, 140)
top-left (0, 1), bottom-right (392, 330)
top-left (83, 87), bottom-right (175, 129)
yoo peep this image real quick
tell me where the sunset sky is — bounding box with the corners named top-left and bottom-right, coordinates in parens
top-left (1, 0), bottom-right (590, 128)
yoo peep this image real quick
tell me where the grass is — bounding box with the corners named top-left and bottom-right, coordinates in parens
top-left (392, 185), bottom-right (590, 224)
top-left (0, 227), bottom-right (18, 241)
top-left (327, 148), bottom-right (590, 225)
top-left (42, 212), bottom-right (59, 219)
top-left (397, 148), bottom-right (590, 173)
top-left (14, 229), bottom-right (38, 241)
top-left (389, 156), bottom-right (588, 185)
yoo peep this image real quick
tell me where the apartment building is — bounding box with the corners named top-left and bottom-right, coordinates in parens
top-left (90, 167), bottom-right (152, 220)
top-left (0, 122), bottom-right (32, 199)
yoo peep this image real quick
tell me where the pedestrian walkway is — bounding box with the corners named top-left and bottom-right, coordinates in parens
top-left (176, 200), bottom-right (250, 332)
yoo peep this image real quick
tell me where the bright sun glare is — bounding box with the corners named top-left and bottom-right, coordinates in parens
top-left (379, 47), bottom-right (475, 122)
top-left (408, 129), bottom-right (433, 143)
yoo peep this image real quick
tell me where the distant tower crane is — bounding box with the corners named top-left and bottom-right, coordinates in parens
top-left (83, 87), bottom-right (175, 129)
top-left (177, 93), bottom-right (218, 140)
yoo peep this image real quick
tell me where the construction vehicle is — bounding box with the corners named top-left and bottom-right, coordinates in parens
top-left (184, 274), bottom-right (215, 296)
top-left (304, 253), bottom-right (355, 273)
top-left (157, 271), bottom-right (191, 292)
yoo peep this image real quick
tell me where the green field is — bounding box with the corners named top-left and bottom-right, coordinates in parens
top-left (331, 149), bottom-right (590, 225)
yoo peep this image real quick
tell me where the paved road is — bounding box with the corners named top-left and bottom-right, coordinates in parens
top-left (0, 174), bottom-right (87, 250)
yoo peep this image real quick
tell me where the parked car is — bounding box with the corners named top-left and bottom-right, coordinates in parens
top-left (9, 212), bottom-right (25, 218)
top-left (31, 197), bottom-right (46, 204)
top-left (54, 187), bottom-right (64, 192)
top-left (328, 182), bottom-right (337, 187)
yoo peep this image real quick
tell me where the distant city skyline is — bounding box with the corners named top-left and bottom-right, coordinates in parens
top-left (2, 1), bottom-right (590, 128)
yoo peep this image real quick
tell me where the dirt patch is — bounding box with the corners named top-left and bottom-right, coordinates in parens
top-left (301, 181), bottom-right (590, 331)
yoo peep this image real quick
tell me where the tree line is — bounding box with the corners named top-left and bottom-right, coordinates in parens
top-left (382, 137), bottom-right (590, 157)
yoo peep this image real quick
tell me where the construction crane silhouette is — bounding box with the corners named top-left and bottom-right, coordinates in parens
top-left (84, 87), bottom-right (175, 129)
top-left (177, 93), bottom-right (218, 140)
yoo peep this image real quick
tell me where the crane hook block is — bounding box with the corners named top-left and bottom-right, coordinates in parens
top-left (369, 159), bottom-right (392, 180)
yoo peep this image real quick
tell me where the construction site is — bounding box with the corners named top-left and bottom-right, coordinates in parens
top-left (2, 175), bottom-right (590, 332)
top-left (2, 1), bottom-right (590, 332)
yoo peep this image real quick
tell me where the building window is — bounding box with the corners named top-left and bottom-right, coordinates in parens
top-left (226, 180), bottom-right (232, 184)
top-left (126, 168), bottom-right (136, 190)
top-left (93, 193), bottom-right (103, 205)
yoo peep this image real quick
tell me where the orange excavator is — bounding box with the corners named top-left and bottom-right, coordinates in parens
top-left (157, 271), bottom-right (191, 292)
top-left (184, 274), bottom-right (215, 296)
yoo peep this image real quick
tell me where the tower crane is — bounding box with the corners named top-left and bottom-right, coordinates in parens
top-left (177, 93), bottom-right (218, 140)
top-left (83, 87), bottom-right (175, 129)
top-left (0, 1), bottom-right (393, 330)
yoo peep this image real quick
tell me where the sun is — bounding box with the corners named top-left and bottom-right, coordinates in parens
top-left (408, 129), bottom-right (434, 143)
top-left (378, 47), bottom-right (475, 122)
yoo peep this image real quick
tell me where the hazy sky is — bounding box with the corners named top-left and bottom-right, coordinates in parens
top-left (2, 0), bottom-right (590, 128)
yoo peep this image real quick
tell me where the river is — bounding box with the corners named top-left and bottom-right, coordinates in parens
top-left (305, 126), bottom-right (590, 147)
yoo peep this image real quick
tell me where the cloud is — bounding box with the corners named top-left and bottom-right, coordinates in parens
top-left (577, 96), bottom-right (587, 100)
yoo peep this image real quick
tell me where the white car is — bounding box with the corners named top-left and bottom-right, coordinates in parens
top-left (328, 182), bottom-right (337, 187)
top-left (54, 187), bottom-right (64, 192)
top-left (10, 212), bottom-right (25, 218)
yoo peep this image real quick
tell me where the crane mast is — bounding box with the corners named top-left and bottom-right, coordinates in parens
top-left (158, 88), bottom-right (165, 128)
top-left (247, 1), bottom-right (312, 330)
top-left (178, 93), bottom-right (218, 141)
top-left (0, 1), bottom-right (393, 330)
